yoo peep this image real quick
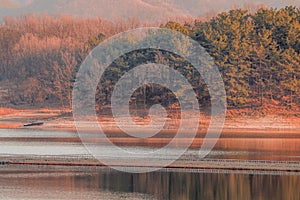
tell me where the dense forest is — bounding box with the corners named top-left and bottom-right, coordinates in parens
top-left (0, 6), bottom-right (299, 112)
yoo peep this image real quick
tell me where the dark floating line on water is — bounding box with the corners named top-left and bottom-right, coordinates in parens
top-left (1, 158), bottom-right (300, 176)
top-left (2, 162), bottom-right (300, 176)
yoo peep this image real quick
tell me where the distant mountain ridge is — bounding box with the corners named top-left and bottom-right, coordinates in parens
top-left (0, 0), bottom-right (19, 9)
top-left (1, 0), bottom-right (299, 21)
top-left (0, 0), bottom-right (190, 22)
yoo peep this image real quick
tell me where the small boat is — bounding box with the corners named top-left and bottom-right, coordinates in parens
top-left (23, 121), bottom-right (44, 127)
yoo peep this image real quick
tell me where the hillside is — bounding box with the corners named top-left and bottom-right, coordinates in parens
top-left (1, 0), bottom-right (189, 22)
top-left (0, 0), bottom-right (19, 8)
top-left (0, 7), bottom-right (299, 113)
top-left (1, 0), bottom-right (299, 21)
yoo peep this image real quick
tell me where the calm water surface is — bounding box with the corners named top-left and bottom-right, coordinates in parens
top-left (0, 167), bottom-right (299, 200)
top-left (0, 129), bottom-right (300, 199)
top-left (0, 129), bottom-right (300, 161)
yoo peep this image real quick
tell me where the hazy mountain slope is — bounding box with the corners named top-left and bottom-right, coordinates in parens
top-left (2, 0), bottom-right (189, 22)
top-left (1, 0), bottom-right (299, 21)
top-left (0, 0), bottom-right (19, 8)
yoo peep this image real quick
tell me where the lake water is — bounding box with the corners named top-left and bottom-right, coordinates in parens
top-left (0, 129), bottom-right (300, 161)
top-left (0, 167), bottom-right (299, 200)
top-left (0, 129), bottom-right (300, 199)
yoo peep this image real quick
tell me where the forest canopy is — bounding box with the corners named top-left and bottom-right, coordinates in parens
top-left (0, 6), bottom-right (299, 111)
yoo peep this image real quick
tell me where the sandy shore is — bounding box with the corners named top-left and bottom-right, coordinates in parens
top-left (1, 108), bottom-right (300, 152)
top-left (0, 108), bottom-right (299, 135)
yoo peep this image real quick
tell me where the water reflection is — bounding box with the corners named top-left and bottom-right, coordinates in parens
top-left (0, 167), bottom-right (299, 200)
top-left (1, 129), bottom-right (300, 161)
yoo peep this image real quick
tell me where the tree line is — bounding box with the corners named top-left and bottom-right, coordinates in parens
top-left (0, 6), bottom-right (299, 111)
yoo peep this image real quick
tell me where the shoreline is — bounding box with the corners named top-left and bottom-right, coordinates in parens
top-left (0, 108), bottom-right (299, 134)
top-left (1, 108), bottom-right (300, 153)
top-left (1, 108), bottom-right (300, 172)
